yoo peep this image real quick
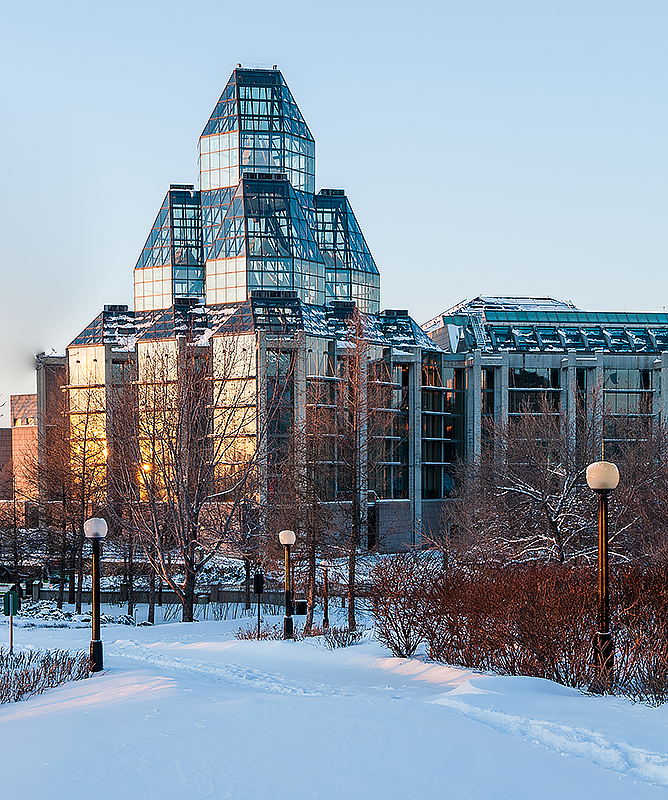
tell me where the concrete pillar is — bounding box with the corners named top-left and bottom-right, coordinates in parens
top-left (594, 354), bottom-right (605, 459)
top-left (292, 334), bottom-right (308, 532)
top-left (495, 351), bottom-right (509, 428)
top-left (466, 350), bottom-right (482, 464)
top-left (256, 331), bottom-right (268, 511)
top-left (492, 352), bottom-right (508, 463)
top-left (408, 352), bottom-right (422, 546)
top-left (294, 333), bottom-right (307, 432)
top-left (357, 344), bottom-right (369, 548)
top-left (564, 351), bottom-right (577, 457)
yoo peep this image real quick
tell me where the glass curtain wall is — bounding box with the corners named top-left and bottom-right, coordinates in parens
top-left (201, 68), bottom-right (323, 308)
top-left (422, 355), bottom-right (465, 499)
top-left (508, 368), bottom-right (561, 414)
top-left (131, 67), bottom-right (380, 314)
top-left (170, 190), bottom-right (204, 300)
top-left (368, 359), bottom-right (408, 500)
top-left (603, 369), bottom-right (654, 452)
top-left (315, 190), bottom-right (380, 313)
top-left (266, 348), bottom-right (295, 499)
top-left (134, 187), bottom-right (203, 311)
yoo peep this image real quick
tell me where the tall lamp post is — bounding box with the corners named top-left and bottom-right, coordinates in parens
top-left (586, 461), bottom-right (619, 694)
top-left (84, 517), bottom-right (108, 672)
top-left (279, 530), bottom-right (296, 639)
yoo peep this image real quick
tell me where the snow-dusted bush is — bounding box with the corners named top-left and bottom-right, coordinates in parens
top-left (323, 626), bottom-right (366, 650)
top-left (0, 648), bottom-right (90, 704)
top-left (614, 562), bottom-right (668, 705)
top-left (370, 553), bottom-right (434, 657)
top-left (16, 600), bottom-right (137, 628)
top-left (421, 564), bottom-right (595, 686)
top-left (236, 623), bottom-right (282, 640)
top-left (372, 557), bottom-right (668, 704)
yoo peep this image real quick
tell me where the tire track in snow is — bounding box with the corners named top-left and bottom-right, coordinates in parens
top-left (107, 640), bottom-right (346, 698)
top-left (432, 694), bottom-right (668, 788)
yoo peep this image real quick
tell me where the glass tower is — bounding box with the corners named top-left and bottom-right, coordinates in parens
top-left (134, 186), bottom-right (204, 312)
top-left (134, 66), bottom-right (380, 313)
top-left (316, 189), bottom-right (380, 308)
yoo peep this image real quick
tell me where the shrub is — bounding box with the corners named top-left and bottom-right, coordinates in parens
top-left (0, 648), bottom-right (90, 704)
top-left (303, 623), bottom-right (326, 637)
top-left (421, 564), bottom-right (597, 687)
top-left (236, 622), bottom-right (327, 641)
top-left (323, 626), bottom-right (366, 649)
top-left (371, 555), bottom-right (668, 704)
top-left (235, 623), bottom-right (283, 640)
top-left (370, 552), bottom-right (435, 657)
top-left (613, 562), bottom-right (668, 704)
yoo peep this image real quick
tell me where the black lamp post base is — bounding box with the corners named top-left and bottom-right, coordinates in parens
top-left (90, 639), bottom-right (104, 672)
top-left (283, 615), bottom-right (293, 640)
top-left (590, 631), bottom-right (613, 694)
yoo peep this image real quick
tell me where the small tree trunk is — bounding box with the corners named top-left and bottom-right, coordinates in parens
top-left (67, 557), bottom-right (75, 605)
top-left (347, 494), bottom-right (360, 632)
top-left (304, 535), bottom-right (316, 635)
top-left (347, 543), bottom-right (356, 631)
top-left (244, 558), bottom-right (251, 610)
top-left (127, 535), bottom-right (134, 616)
top-left (75, 541), bottom-right (83, 614)
top-left (549, 517), bottom-right (565, 564)
top-left (148, 568), bottom-right (156, 624)
top-left (57, 533), bottom-right (66, 610)
top-left (347, 461), bottom-right (363, 632)
top-left (182, 565), bottom-right (196, 623)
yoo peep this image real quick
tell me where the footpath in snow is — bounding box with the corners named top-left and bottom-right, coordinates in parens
top-left (1, 608), bottom-right (667, 800)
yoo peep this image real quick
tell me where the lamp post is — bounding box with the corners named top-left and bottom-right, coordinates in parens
top-left (586, 461), bottom-right (619, 694)
top-left (84, 517), bottom-right (108, 672)
top-left (279, 530), bottom-right (296, 639)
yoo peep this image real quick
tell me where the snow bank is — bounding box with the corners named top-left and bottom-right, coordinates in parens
top-left (0, 612), bottom-right (666, 799)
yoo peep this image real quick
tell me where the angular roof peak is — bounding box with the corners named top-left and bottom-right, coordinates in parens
top-left (201, 66), bottom-right (312, 141)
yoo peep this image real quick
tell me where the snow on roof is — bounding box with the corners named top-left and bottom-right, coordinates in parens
top-left (444, 296), bottom-right (581, 315)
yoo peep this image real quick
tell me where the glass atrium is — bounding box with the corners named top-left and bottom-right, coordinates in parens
top-left (133, 66), bottom-right (379, 313)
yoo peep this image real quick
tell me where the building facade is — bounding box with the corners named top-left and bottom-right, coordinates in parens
top-left (38, 67), bottom-right (668, 552)
top-left (0, 395), bottom-right (38, 497)
top-left (38, 67), bottom-right (453, 551)
top-left (424, 296), bottom-right (668, 479)
top-left (0, 394), bottom-right (38, 525)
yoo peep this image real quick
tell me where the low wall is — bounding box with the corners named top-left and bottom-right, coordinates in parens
top-left (32, 588), bottom-right (286, 606)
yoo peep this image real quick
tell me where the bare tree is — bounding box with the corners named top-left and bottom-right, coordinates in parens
top-left (319, 311), bottom-right (397, 630)
top-left (263, 376), bottom-right (335, 634)
top-left (259, 316), bottom-right (396, 633)
top-left (109, 330), bottom-right (264, 622)
top-left (0, 463), bottom-right (45, 588)
top-left (32, 370), bottom-right (108, 610)
top-left (450, 395), bottom-right (598, 564)
top-left (449, 389), bottom-right (668, 565)
top-left (604, 415), bottom-right (668, 558)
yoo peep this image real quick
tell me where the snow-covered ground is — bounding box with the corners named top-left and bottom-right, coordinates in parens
top-left (1, 605), bottom-right (668, 799)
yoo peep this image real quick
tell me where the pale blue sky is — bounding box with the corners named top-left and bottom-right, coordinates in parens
top-left (1, 0), bottom-right (667, 422)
